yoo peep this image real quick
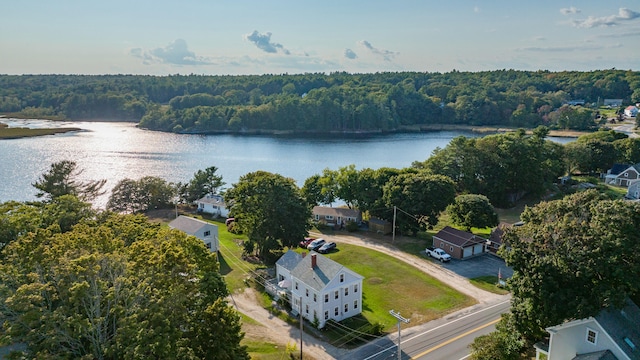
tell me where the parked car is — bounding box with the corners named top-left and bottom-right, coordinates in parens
top-left (299, 237), bottom-right (315, 248)
top-left (317, 242), bottom-right (336, 254)
top-left (307, 238), bottom-right (326, 251)
top-left (425, 247), bottom-right (452, 262)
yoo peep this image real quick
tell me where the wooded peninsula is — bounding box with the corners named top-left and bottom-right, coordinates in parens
top-left (1, 70), bottom-right (638, 134)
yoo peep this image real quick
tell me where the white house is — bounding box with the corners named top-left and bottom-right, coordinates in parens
top-left (624, 105), bottom-right (638, 118)
top-left (534, 299), bottom-right (640, 360)
top-left (627, 180), bottom-right (640, 200)
top-left (276, 251), bottom-right (364, 328)
top-left (168, 215), bottom-right (219, 252)
top-left (312, 206), bottom-right (362, 228)
top-left (196, 194), bottom-right (230, 218)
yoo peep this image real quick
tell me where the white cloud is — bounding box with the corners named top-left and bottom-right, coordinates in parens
top-left (244, 30), bottom-right (290, 55)
top-left (130, 39), bottom-right (212, 65)
top-left (344, 48), bottom-right (357, 59)
top-left (571, 8), bottom-right (640, 28)
top-left (560, 7), bottom-right (580, 15)
top-left (358, 40), bottom-right (398, 61)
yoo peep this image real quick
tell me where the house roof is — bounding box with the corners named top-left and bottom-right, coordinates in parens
top-left (197, 194), bottom-right (227, 207)
top-left (290, 252), bottom-right (363, 292)
top-left (276, 250), bottom-right (303, 272)
top-left (610, 164), bottom-right (631, 176)
top-left (572, 350), bottom-right (618, 360)
top-left (434, 226), bottom-right (486, 248)
top-left (312, 206), bottom-right (361, 218)
top-left (489, 222), bottom-right (511, 246)
top-left (594, 298), bottom-right (640, 358)
top-left (168, 215), bottom-right (214, 235)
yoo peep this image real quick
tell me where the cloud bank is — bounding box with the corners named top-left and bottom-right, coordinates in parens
top-left (130, 39), bottom-right (212, 65)
top-left (244, 30), bottom-right (290, 55)
top-left (344, 48), bottom-right (357, 59)
top-left (560, 7), bottom-right (580, 15)
top-left (570, 7), bottom-right (640, 28)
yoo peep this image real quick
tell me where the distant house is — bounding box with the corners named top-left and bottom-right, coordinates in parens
top-left (312, 206), bottom-right (362, 228)
top-left (168, 215), bottom-right (219, 252)
top-left (608, 163), bottom-right (640, 187)
top-left (627, 180), bottom-right (640, 200)
top-left (487, 223), bottom-right (512, 255)
top-left (603, 99), bottom-right (623, 107)
top-left (196, 194), bottom-right (230, 218)
top-left (534, 298), bottom-right (640, 360)
top-left (432, 226), bottom-right (486, 260)
top-left (275, 251), bottom-right (364, 328)
top-left (624, 106), bottom-right (639, 118)
top-left (604, 164), bottom-right (630, 185)
top-left (567, 100), bottom-right (586, 106)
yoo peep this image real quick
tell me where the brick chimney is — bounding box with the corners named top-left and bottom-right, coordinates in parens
top-left (311, 254), bottom-right (317, 269)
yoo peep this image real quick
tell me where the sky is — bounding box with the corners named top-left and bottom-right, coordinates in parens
top-left (2, 1), bottom-right (640, 75)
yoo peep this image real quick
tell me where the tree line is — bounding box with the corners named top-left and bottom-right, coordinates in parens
top-left (1, 69), bottom-right (639, 133)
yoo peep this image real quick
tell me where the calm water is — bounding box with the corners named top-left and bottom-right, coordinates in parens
top-left (0, 119), bottom-right (572, 208)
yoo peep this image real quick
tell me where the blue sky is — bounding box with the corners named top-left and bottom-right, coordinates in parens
top-left (2, 1), bottom-right (640, 75)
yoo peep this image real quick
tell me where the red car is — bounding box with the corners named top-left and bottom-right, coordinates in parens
top-left (299, 237), bottom-right (315, 248)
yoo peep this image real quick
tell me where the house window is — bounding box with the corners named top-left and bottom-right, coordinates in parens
top-left (313, 293), bottom-right (317, 302)
top-left (345, 288), bottom-right (349, 296)
top-left (625, 172), bottom-right (629, 177)
top-left (306, 289), bottom-right (309, 297)
top-left (334, 307), bottom-right (339, 316)
top-left (450, 246), bottom-right (454, 252)
top-left (305, 304), bottom-right (309, 314)
top-left (295, 282), bottom-right (298, 290)
top-left (315, 214), bottom-right (320, 221)
top-left (354, 300), bottom-right (358, 309)
top-left (354, 284), bottom-right (358, 293)
top-left (586, 328), bottom-right (598, 345)
top-left (344, 303), bottom-right (349, 313)
top-left (440, 242), bottom-right (444, 248)
top-left (204, 230), bottom-right (211, 236)
top-left (335, 291), bottom-right (339, 299)
top-left (324, 294), bottom-right (329, 303)
top-left (205, 242), bottom-right (211, 249)
top-left (324, 311), bottom-right (329, 320)
top-left (325, 215), bottom-right (334, 220)
top-left (340, 274), bottom-right (344, 283)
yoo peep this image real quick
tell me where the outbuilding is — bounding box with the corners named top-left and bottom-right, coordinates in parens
top-left (432, 226), bottom-right (486, 260)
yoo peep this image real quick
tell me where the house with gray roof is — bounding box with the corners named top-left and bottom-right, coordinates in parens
top-left (168, 215), bottom-right (219, 252)
top-left (277, 251), bottom-right (364, 328)
top-left (432, 226), bottom-right (486, 260)
top-left (535, 299), bottom-right (640, 360)
top-left (196, 194), bottom-right (230, 218)
top-left (312, 206), bottom-right (362, 228)
top-left (610, 163), bottom-right (640, 187)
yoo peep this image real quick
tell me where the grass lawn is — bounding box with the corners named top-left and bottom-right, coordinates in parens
top-left (469, 276), bottom-right (510, 295)
top-left (321, 243), bottom-right (475, 330)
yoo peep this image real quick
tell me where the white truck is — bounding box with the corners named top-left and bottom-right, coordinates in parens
top-left (425, 247), bottom-right (452, 262)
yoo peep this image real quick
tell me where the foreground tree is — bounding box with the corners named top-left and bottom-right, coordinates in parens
top-left (226, 171), bottom-right (311, 259)
top-left (0, 211), bottom-right (248, 359)
top-left (446, 194), bottom-right (499, 231)
top-left (32, 160), bottom-right (107, 202)
top-left (501, 190), bottom-right (640, 341)
top-left (469, 314), bottom-right (524, 360)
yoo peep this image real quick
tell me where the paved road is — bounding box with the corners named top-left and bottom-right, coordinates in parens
top-left (342, 298), bottom-right (511, 360)
top-left (612, 120), bottom-right (639, 138)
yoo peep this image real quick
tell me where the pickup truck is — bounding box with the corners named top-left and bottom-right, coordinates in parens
top-left (425, 247), bottom-right (452, 262)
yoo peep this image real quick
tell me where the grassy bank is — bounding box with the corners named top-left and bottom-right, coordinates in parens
top-left (0, 124), bottom-right (81, 139)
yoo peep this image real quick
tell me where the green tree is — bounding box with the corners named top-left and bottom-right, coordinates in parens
top-left (32, 160), bottom-right (107, 202)
top-left (469, 313), bottom-right (524, 360)
top-left (107, 176), bottom-right (176, 213)
top-left (225, 171), bottom-right (311, 259)
top-left (382, 173), bottom-right (455, 235)
top-left (446, 194), bottom-right (499, 231)
top-left (501, 190), bottom-right (640, 342)
top-left (183, 166), bottom-right (225, 203)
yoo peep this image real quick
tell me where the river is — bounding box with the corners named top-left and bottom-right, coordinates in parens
top-left (0, 119), bottom-right (572, 208)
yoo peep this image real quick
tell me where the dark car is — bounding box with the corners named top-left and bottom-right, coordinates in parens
top-left (307, 238), bottom-right (326, 251)
top-left (299, 237), bottom-right (315, 248)
top-left (317, 242), bottom-right (336, 254)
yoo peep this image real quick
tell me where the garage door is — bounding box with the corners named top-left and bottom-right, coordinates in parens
top-left (463, 246), bottom-right (473, 258)
top-left (473, 244), bottom-right (484, 255)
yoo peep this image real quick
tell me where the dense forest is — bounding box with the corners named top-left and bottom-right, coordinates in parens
top-left (1, 70), bottom-right (639, 133)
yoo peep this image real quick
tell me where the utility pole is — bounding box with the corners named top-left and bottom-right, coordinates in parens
top-left (392, 205), bottom-right (397, 243)
top-left (389, 309), bottom-right (410, 360)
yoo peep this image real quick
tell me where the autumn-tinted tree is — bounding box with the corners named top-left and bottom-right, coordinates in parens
top-left (382, 173), bottom-right (455, 235)
top-left (447, 194), bottom-right (499, 231)
top-left (32, 160), bottom-right (106, 202)
top-left (225, 171), bottom-right (311, 259)
top-left (501, 190), bottom-right (640, 341)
